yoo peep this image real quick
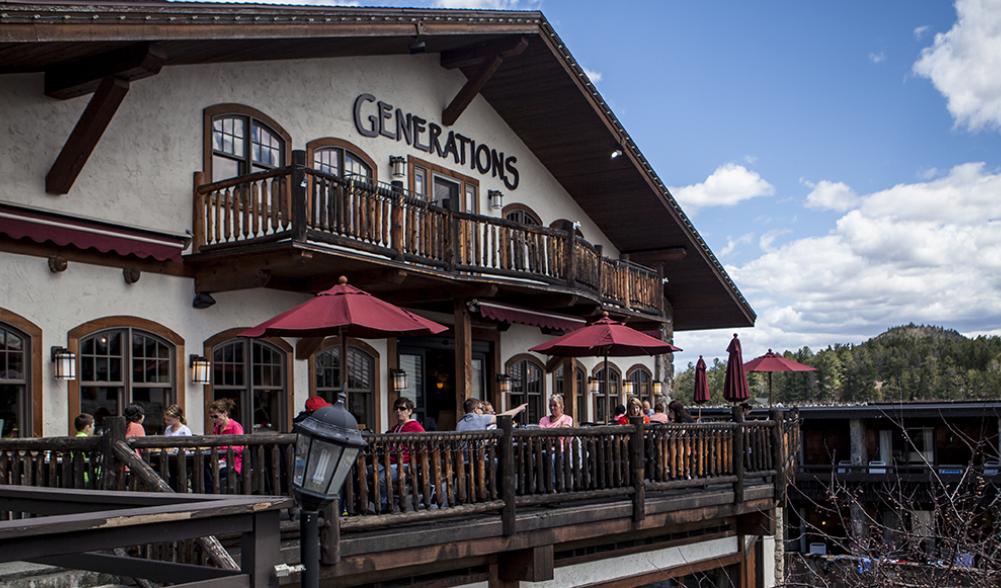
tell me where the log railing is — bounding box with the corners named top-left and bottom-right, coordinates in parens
top-left (193, 158), bottom-right (664, 316)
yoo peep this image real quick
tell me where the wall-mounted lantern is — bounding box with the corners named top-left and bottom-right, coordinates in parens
top-left (390, 156), bottom-right (406, 187)
top-left (189, 354), bottom-right (211, 385)
top-left (51, 346), bottom-right (76, 381)
top-left (587, 376), bottom-right (600, 395)
top-left (391, 368), bottom-right (407, 393)
top-left (652, 381), bottom-right (663, 396)
top-left (622, 379), bottom-right (634, 397)
top-left (497, 373), bottom-right (512, 395)
top-left (488, 190), bottom-right (504, 211)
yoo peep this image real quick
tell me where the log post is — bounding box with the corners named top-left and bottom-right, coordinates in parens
top-left (563, 357), bottom-right (578, 425)
top-left (499, 415), bottom-right (516, 536)
top-left (732, 406), bottom-right (745, 504)
top-left (629, 416), bottom-right (646, 523)
top-left (594, 244), bottom-right (604, 298)
top-left (102, 416), bottom-right (126, 490)
top-left (391, 191), bottom-right (405, 260)
top-left (291, 149), bottom-right (308, 242)
top-left (192, 171), bottom-right (205, 253)
top-left (448, 210), bottom-right (459, 271)
top-left (454, 299), bottom-right (473, 420)
top-left (564, 227), bottom-right (577, 287)
top-left (770, 408), bottom-right (786, 502)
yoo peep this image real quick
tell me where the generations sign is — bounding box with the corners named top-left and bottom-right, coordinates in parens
top-left (353, 93), bottom-right (520, 190)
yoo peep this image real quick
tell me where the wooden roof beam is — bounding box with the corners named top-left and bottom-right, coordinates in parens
top-left (45, 43), bottom-right (165, 100)
top-left (621, 246), bottom-right (688, 263)
top-left (441, 36), bottom-right (528, 126)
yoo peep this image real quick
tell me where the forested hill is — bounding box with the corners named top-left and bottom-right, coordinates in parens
top-left (672, 324), bottom-right (1001, 405)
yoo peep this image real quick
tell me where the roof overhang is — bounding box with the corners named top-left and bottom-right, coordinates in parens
top-left (0, 1), bottom-right (755, 330)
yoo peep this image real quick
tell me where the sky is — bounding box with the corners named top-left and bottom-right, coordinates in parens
top-left (177, 0), bottom-right (1001, 367)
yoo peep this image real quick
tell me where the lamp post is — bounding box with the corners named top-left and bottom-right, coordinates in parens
top-left (292, 396), bottom-right (366, 588)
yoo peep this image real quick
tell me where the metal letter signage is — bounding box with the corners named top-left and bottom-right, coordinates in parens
top-left (352, 93), bottom-right (520, 190)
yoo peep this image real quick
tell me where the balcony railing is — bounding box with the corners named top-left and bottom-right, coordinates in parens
top-left (192, 160), bottom-right (664, 316)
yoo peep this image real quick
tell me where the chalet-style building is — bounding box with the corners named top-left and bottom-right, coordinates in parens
top-left (0, 2), bottom-right (781, 587)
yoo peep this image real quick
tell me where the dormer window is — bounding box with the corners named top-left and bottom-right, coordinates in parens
top-left (204, 104), bottom-right (291, 182)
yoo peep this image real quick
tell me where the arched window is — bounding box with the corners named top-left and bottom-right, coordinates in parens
top-left (311, 339), bottom-right (379, 431)
top-left (204, 104), bottom-right (291, 182)
top-left (0, 313), bottom-right (40, 438)
top-left (79, 328), bottom-right (176, 434)
top-left (553, 359), bottom-right (587, 423)
top-left (627, 365), bottom-right (654, 404)
top-left (306, 138), bottom-right (377, 184)
top-left (506, 354), bottom-right (545, 424)
top-left (593, 364), bottom-right (621, 424)
top-left (503, 203), bottom-right (542, 226)
top-left (211, 338), bottom-right (289, 433)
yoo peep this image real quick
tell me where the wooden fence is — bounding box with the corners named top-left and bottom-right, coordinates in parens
top-left (193, 154), bottom-right (664, 315)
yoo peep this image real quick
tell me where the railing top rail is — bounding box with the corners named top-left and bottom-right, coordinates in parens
top-left (513, 425), bottom-right (636, 437)
top-left (128, 433), bottom-right (297, 448)
top-left (0, 436), bottom-right (101, 450)
top-left (364, 429), bottom-right (503, 442)
top-left (196, 165), bottom-right (294, 194)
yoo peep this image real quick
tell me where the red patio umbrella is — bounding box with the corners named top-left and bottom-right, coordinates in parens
top-left (530, 311), bottom-right (681, 418)
top-left (241, 276), bottom-right (448, 409)
top-left (722, 334), bottom-right (749, 405)
top-left (693, 355), bottom-right (710, 420)
top-left (744, 349), bottom-right (817, 406)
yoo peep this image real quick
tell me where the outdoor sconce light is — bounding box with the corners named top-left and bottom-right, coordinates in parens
top-left (390, 156), bottom-right (406, 185)
top-left (292, 396), bottom-right (367, 588)
top-left (51, 346), bottom-right (76, 381)
top-left (497, 373), bottom-right (512, 395)
top-left (652, 381), bottom-right (663, 396)
top-left (587, 376), bottom-right (600, 395)
top-left (622, 379), bottom-right (634, 397)
top-left (488, 189), bottom-right (504, 211)
top-left (189, 354), bottom-right (211, 385)
top-left (610, 148), bottom-right (624, 160)
top-left (391, 368), bottom-right (407, 392)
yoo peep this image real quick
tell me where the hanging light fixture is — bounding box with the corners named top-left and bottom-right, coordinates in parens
top-left (497, 373), bottom-right (512, 395)
top-left (587, 376), bottom-right (600, 395)
top-left (622, 379), bottom-right (634, 397)
top-left (391, 368), bottom-right (407, 392)
top-left (51, 346), bottom-right (76, 381)
top-left (189, 354), bottom-right (211, 385)
top-left (488, 189), bottom-right (504, 211)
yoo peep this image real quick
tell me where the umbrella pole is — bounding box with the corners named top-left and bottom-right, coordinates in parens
top-left (604, 354), bottom-right (611, 413)
top-left (340, 327), bottom-right (349, 406)
top-left (768, 372), bottom-right (773, 407)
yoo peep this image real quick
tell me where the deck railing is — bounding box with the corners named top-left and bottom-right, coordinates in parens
top-left (193, 157), bottom-right (665, 315)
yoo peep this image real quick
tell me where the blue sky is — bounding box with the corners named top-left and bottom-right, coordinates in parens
top-left (178, 0), bottom-right (1001, 366)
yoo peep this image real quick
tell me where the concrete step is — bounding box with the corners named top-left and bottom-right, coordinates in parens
top-left (0, 561), bottom-right (124, 588)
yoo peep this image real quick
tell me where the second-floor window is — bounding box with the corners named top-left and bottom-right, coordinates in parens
top-left (205, 105), bottom-right (290, 182)
top-left (308, 139), bottom-right (376, 184)
top-left (409, 156), bottom-right (479, 213)
top-left (503, 204), bottom-right (542, 226)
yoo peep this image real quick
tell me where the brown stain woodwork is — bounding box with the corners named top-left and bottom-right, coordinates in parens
top-left (45, 77), bottom-right (130, 195)
top-left (66, 316), bottom-right (185, 436)
top-left (440, 36), bottom-right (530, 70)
top-left (306, 336), bottom-right (382, 434)
top-left (443, 53), bottom-right (504, 127)
top-left (453, 299), bottom-right (473, 421)
top-left (0, 308), bottom-right (43, 436)
top-left (202, 104), bottom-right (292, 184)
top-left (44, 42), bottom-right (164, 100)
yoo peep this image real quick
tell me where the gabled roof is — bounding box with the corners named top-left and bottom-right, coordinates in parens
top-left (0, 1), bottom-right (756, 330)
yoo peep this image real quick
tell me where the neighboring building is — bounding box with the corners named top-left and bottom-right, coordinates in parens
top-left (0, 2), bottom-right (775, 586)
top-left (788, 401), bottom-right (1001, 557)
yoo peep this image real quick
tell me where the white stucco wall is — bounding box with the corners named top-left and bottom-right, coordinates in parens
top-left (0, 54), bottom-right (617, 255)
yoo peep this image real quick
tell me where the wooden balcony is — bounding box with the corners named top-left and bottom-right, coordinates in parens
top-left (190, 153), bottom-right (666, 320)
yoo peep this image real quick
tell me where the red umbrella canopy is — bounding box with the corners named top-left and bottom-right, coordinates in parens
top-left (241, 276), bottom-right (448, 339)
top-left (529, 312), bottom-right (681, 357)
top-left (693, 355), bottom-right (711, 405)
top-left (744, 349), bottom-right (817, 373)
top-left (722, 334), bottom-right (750, 402)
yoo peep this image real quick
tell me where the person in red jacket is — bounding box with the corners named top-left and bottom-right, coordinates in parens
top-left (617, 396), bottom-right (650, 425)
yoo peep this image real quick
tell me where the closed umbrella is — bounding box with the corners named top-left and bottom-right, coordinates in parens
top-left (722, 334), bottom-right (749, 404)
top-left (744, 349), bottom-right (817, 406)
top-left (693, 355), bottom-right (710, 420)
top-left (530, 311), bottom-right (681, 421)
top-left (242, 276), bottom-right (448, 411)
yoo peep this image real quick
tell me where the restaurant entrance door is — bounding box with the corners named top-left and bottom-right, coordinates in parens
top-left (397, 336), bottom-right (491, 431)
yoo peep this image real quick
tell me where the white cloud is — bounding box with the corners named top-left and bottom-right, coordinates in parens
top-left (803, 179), bottom-right (860, 212)
top-left (583, 68), bottom-right (603, 84)
top-left (669, 163), bottom-right (775, 212)
top-left (918, 166), bottom-right (940, 180)
top-left (914, 25), bottom-right (931, 40)
top-left (758, 229), bottom-right (791, 252)
top-left (720, 233), bottom-right (755, 258)
top-left (744, 154), bottom-right (759, 165)
top-left (914, 0), bottom-right (1001, 132)
top-left (675, 163), bottom-right (1001, 366)
top-left (868, 51), bottom-right (887, 64)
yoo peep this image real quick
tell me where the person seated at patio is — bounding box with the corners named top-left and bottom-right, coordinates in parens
top-left (206, 398), bottom-right (244, 493)
top-left (124, 403), bottom-right (146, 438)
top-left (740, 402), bottom-right (754, 420)
top-left (164, 404), bottom-right (192, 437)
top-left (649, 401), bottom-right (670, 424)
top-left (293, 396), bottom-right (330, 424)
top-left (642, 399), bottom-right (654, 417)
top-left (456, 398), bottom-right (528, 431)
top-left (616, 397), bottom-right (650, 425)
top-left (74, 413), bottom-right (94, 437)
top-left (373, 397), bottom-right (425, 511)
top-left (668, 400), bottom-right (695, 423)
top-left (611, 404), bottom-right (627, 424)
top-left (539, 394), bottom-right (573, 428)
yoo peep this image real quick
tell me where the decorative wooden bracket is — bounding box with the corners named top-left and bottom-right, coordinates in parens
top-left (195, 268), bottom-right (272, 294)
top-left (47, 256), bottom-right (68, 273)
top-left (620, 246), bottom-right (688, 263)
top-left (123, 268), bottom-right (141, 285)
top-left (44, 44), bottom-right (165, 195)
top-left (440, 37), bottom-right (528, 127)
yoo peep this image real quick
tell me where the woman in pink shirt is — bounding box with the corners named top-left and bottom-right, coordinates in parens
top-left (207, 398), bottom-right (244, 492)
top-left (539, 394), bottom-right (573, 428)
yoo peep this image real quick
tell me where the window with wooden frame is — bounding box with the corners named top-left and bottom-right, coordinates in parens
top-left (408, 156), bottom-right (479, 213)
top-left (0, 311), bottom-right (41, 438)
top-left (626, 365), bottom-right (654, 404)
top-left (306, 138), bottom-right (378, 184)
top-left (211, 338), bottom-right (288, 434)
top-left (593, 364), bottom-right (621, 424)
top-left (553, 359), bottom-right (587, 423)
top-left (506, 354), bottom-right (545, 425)
top-left (502, 203), bottom-right (542, 226)
top-left (204, 104), bottom-right (291, 182)
top-left (309, 338), bottom-right (380, 432)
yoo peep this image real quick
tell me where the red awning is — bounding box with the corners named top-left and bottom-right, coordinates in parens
top-left (0, 202), bottom-right (188, 262)
top-left (473, 300), bottom-right (587, 333)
